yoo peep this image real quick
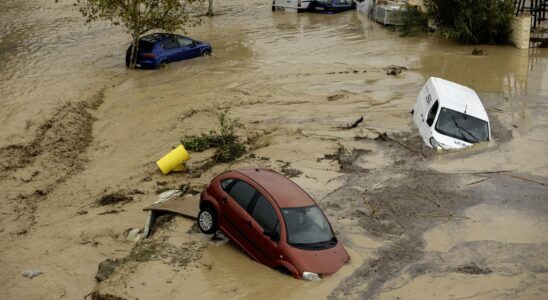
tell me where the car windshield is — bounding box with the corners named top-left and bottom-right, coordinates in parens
top-left (282, 205), bottom-right (336, 250)
top-left (435, 107), bottom-right (489, 144)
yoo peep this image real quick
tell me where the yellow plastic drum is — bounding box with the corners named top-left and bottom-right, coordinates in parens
top-left (156, 144), bottom-right (191, 175)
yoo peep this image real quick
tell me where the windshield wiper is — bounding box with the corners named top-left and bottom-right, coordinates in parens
top-left (451, 116), bottom-right (479, 143)
top-left (291, 237), bottom-right (337, 249)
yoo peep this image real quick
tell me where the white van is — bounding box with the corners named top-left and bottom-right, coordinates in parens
top-left (413, 77), bottom-right (491, 150)
top-left (272, 0), bottom-right (312, 12)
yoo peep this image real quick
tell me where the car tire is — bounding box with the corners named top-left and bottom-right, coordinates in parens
top-left (158, 61), bottom-right (167, 69)
top-left (198, 206), bottom-right (218, 234)
top-left (201, 49), bottom-right (211, 56)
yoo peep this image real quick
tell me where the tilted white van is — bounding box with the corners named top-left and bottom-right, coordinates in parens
top-left (272, 0), bottom-right (312, 12)
top-left (413, 77), bottom-right (491, 149)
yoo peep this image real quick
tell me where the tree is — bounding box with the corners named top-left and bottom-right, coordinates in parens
top-left (206, 0), bottom-right (213, 16)
top-left (74, 0), bottom-right (204, 68)
top-left (424, 0), bottom-right (514, 44)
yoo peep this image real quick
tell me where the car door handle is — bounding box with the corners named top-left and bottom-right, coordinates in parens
top-left (245, 220), bottom-right (252, 228)
top-left (221, 197), bottom-right (227, 204)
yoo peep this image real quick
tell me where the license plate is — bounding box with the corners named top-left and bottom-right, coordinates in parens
top-left (315, 7), bottom-right (324, 10)
top-left (136, 64), bottom-right (141, 67)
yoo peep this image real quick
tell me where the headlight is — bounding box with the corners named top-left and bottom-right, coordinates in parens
top-left (429, 137), bottom-right (441, 149)
top-left (302, 271), bottom-right (321, 281)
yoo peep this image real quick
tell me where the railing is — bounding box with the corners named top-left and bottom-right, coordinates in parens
top-left (514, 0), bottom-right (547, 29)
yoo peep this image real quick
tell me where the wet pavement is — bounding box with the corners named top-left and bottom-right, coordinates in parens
top-left (0, 0), bottom-right (547, 299)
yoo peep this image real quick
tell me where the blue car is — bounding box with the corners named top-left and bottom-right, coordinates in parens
top-left (125, 33), bottom-right (212, 69)
top-left (308, 0), bottom-right (356, 13)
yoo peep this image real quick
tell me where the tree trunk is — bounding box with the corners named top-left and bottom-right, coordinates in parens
top-left (207, 0), bottom-right (214, 16)
top-left (130, 33), bottom-right (140, 69)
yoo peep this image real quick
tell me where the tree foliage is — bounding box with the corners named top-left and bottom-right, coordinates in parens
top-left (425, 0), bottom-right (514, 44)
top-left (74, 0), bottom-right (204, 67)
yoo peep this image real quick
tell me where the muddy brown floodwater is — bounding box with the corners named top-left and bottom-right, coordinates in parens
top-left (1, 0), bottom-right (547, 299)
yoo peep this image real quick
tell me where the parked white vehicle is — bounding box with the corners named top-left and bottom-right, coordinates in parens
top-left (413, 77), bottom-right (491, 150)
top-left (357, 0), bottom-right (407, 25)
top-left (272, 0), bottom-right (312, 12)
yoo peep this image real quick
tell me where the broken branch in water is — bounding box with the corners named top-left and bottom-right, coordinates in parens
top-left (506, 174), bottom-right (547, 186)
top-left (335, 116), bottom-right (364, 130)
top-left (365, 127), bottom-right (424, 157)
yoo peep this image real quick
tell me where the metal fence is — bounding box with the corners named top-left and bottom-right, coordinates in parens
top-left (514, 0), bottom-right (547, 29)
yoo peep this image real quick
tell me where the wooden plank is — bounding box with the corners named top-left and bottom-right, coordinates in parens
top-left (143, 194), bottom-right (200, 220)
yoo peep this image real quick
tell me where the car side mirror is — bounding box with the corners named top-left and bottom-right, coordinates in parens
top-left (192, 41), bottom-right (197, 47)
top-left (263, 229), bottom-right (279, 241)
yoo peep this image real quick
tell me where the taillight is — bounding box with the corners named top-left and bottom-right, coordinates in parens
top-left (142, 53), bottom-right (155, 59)
top-left (298, 0), bottom-right (302, 6)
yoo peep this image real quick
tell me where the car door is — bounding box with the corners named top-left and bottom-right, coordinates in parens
top-left (177, 37), bottom-right (200, 59)
top-left (161, 38), bottom-right (181, 62)
top-left (245, 194), bottom-right (282, 267)
top-left (222, 179), bottom-right (270, 263)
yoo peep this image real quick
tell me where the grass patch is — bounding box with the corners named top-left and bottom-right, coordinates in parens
top-left (398, 5), bottom-right (429, 37)
top-left (181, 111), bottom-right (247, 163)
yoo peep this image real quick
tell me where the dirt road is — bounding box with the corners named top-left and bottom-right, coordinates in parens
top-left (1, 0), bottom-right (547, 299)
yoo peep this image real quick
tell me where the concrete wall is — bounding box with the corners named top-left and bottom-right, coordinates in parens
top-left (510, 15), bottom-right (531, 49)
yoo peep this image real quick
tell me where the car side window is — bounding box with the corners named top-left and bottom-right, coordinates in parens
top-left (251, 195), bottom-right (279, 235)
top-left (221, 178), bottom-right (235, 192)
top-left (163, 39), bottom-right (179, 49)
top-left (426, 101), bottom-right (439, 126)
top-left (228, 180), bottom-right (256, 210)
top-left (178, 37), bottom-right (194, 47)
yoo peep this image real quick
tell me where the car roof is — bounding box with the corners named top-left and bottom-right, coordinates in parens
top-left (234, 168), bottom-right (316, 208)
top-left (140, 33), bottom-right (182, 43)
top-left (428, 77), bottom-right (489, 121)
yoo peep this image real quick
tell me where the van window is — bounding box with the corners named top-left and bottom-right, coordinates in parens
top-left (426, 101), bottom-right (439, 126)
top-left (228, 180), bottom-right (256, 210)
top-left (251, 195), bottom-right (279, 237)
top-left (435, 108), bottom-right (489, 143)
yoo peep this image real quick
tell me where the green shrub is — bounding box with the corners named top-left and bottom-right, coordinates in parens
top-left (425, 0), bottom-right (514, 44)
top-left (181, 111), bottom-right (247, 163)
top-left (398, 5), bottom-right (429, 37)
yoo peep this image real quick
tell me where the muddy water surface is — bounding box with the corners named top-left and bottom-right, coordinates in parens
top-left (1, 0), bottom-right (548, 299)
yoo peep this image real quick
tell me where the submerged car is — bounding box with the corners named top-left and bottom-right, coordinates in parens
top-left (413, 77), bottom-right (491, 149)
top-left (308, 0), bottom-right (356, 13)
top-left (125, 33), bottom-right (212, 69)
top-left (272, 0), bottom-right (312, 12)
top-left (358, 0), bottom-right (407, 25)
top-left (198, 167), bottom-right (350, 280)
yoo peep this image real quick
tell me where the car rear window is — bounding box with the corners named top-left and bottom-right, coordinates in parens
top-left (138, 41), bottom-right (154, 52)
top-left (228, 180), bottom-right (256, 210)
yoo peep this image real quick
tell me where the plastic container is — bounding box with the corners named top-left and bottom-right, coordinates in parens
top-left (156, 144), bottom-right (191, 175)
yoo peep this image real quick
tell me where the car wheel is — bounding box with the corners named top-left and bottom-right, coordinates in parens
top-left (201, 50), bottom-right (211, 56)
top-left (159, 61), bottom-right (167, 69)
top-left (198, 206), bottom-right (218, 234)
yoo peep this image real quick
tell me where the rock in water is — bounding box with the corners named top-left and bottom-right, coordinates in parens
top-left (22, 268), bottom-right (42, 278)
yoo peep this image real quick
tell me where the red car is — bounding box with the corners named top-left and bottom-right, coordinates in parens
top-left (198, 167), bottom-right (350, 280)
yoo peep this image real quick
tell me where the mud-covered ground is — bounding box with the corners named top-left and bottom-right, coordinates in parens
top-left (1, 0), bottom-right (547, 299)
